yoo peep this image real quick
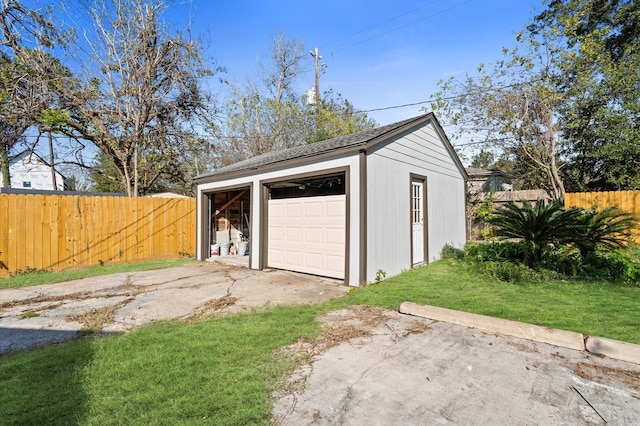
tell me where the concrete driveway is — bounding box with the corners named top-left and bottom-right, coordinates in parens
top-left (0, 261), bottom-right (348, 354)
top-left (273, 306), bottom-right (640, 425)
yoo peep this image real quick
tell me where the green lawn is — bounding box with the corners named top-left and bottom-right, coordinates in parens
top-left (1, 259), bottom-right (638, 425)
top-left (0, 258), bottom-right (196, 289)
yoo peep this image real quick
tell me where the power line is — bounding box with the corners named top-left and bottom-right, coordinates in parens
top-left (319, 0), bottom-right (442, 50)
top-left (327, 0), bottom-right (476, 56)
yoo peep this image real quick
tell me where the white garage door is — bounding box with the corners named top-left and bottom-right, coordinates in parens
top-left (268, 195), bottom-right (345, 279)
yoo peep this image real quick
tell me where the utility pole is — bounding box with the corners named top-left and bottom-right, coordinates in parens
top-left (309, 47), bottom-right (321, 114)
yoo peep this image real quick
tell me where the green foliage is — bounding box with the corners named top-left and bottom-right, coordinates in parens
top-left (573, 206), bottom-right (638, 257)
top-left (547, 248), bottom-right (640, 285)
top-left (441, 244), bottom-right (464, 260)
top-left (463, 241), bottom-right (526, 263)
top-left (306, 90), bottom-right (377, 143)
top-left (0, 258), bottom-right (195, 290)
top-left (533, 0), bottom-right (640, 191)
top-left (89, 151), bottom-right (125, 193)
top-left (477, 260), bottom-right (547, 283)
top-left (485, 200), bottom-right (639, 273)
top-left (375, 269), bottom-right (387, 282)
top-left (476, 196), bottom-right (495, 239)
top-left (486, 200), bottom-right (581, 267)
top-left (9, 267), bottom-right (52, 277)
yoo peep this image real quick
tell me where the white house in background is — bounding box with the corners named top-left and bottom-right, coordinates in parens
top-left (194, 113), bottom-right (468, 287)
top-left (1, 151), bottom-right (65, 191)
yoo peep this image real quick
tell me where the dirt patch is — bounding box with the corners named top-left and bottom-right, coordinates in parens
top-left (68, 298), bottom-right (134, 334)
top-left (186, 296), bottom-right (239, 321)
top-left (318, 305), bottom-right (394, 347)
top-left (576, 361), bottom-right (640, 394)
top-left (0, 291), bottom-right (91, 310)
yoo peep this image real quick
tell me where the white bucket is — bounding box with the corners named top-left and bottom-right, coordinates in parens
top-left (210, 244), bottom-right (219, 256)
top-left (238, 241), bottom-right (249, 256)
top-left (219, 243), bottom-right (230, 256)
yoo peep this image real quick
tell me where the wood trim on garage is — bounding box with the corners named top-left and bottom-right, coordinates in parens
top-left (359, 151), bottom-right (367, 285)
top-left (259, 166), bottom-right (350, 282)
top-left (199, 182), bottom-right (253, 263)
top-left (409, 173), bottom-right (429, 266)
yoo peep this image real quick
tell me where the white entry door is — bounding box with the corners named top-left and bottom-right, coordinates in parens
top-left (412, 179), bottom-right (425, 265)
top-left (268, 195), bottom-right (345, 279)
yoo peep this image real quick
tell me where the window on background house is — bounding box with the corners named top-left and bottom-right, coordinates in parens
top-left (22, 181), bottom-right (31, 188)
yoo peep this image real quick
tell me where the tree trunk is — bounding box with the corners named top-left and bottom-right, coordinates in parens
top-left (1, 142), bottom-right (10, 188)
top-left (47, 131), bottom-right (58, 191)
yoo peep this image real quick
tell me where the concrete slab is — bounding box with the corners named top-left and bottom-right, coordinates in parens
top-left (273, 307), bottom-right (640, 425)
top-left (400, 301), bottom-right (586, 351)
top-left (586, 336), bottom-right (640, 365)
top-left (0, 262), bottom-right (349, 354)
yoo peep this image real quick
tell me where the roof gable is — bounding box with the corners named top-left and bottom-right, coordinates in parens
top-left (194, 113), bottom-right (467, 183)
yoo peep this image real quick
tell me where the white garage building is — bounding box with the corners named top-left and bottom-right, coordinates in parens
top-left (194, 113), bottom-right (467, 286)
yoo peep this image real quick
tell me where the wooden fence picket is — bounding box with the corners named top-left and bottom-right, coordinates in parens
top-left (0, 193), bottom-right (195, 276)
top-left (565, 190), bottom-right (640, 241)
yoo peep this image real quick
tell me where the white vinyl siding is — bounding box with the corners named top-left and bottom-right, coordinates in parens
top-left (268, 195), bottom-right (345, 279)
top-left (366, 122), bottom-right (466, 282)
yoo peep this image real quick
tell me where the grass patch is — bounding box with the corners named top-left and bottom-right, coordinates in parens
top-left (331, 259), bottom-right (640, 344)
top-left (0, 258), bottom-right (196, 290)
top-left (1, 257), bottom-right (639, 424)
top-left (0, 305), bottom-right (321, 425)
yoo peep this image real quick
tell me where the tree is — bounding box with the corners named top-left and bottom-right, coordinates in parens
top-left (220, 32), bottom-right (309, 166)
top-left (59, 0), bottom-right (216, 196)
top-left (0, 0), bottom-right (65, 187)
top-left (433, 27), bottom-right (568, 201)
top-left (533, 0), bottom-right (640, 191)
top-left (221, 33), bottom-right (376, 166)
top-left (470, 150), bottom-right (496, 169)
top-left (308, 90), bottom-right (377, 143)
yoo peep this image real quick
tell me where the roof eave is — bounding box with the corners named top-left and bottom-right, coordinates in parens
top-left (192, 143), bottom-right (366, 185)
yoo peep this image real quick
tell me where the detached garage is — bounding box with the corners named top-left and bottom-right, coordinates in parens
top-left (194, 113), bottom-right (467, 286)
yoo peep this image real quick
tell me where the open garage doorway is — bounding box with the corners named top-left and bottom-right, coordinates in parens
top-left (206, 188), bottom-right (251, 260)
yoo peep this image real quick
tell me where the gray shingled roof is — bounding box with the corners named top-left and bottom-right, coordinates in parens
top-left (194, 114), bottom-right (430, 182)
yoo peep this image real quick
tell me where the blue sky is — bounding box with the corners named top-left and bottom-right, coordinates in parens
top-left (172, 0), bottom-right (543, 125)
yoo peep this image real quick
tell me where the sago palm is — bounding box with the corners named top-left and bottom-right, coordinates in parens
top-left (486, 200), bottom-right (582, 268)
top-left (573, 206), bottom-right (637, 258)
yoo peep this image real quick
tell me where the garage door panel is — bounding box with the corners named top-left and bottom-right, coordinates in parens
top-left (326, 254), bottom-right (344, 274)
top-left (286, 227), bottom-right (303, 242)
top-left (269, 226), bottom-right (285, 242)
top-left (286, 251), bottom-right (303, 267)
top-left (304, 202), bottom-right (323, 217)
top-left (304, 252), bottom-right (323, 270)
top-left (270, 248), bottom-right (285, 263)
top-left (304, 227), bottom-right (323, 244)
top-left (268, 195), bottom-right (345, 279)
top-left (285, 202), bottom-right (302, 218)
top-left (326, 228), bottom-right (344, 244)
top-left (326, 200), bottom-right (345, 217)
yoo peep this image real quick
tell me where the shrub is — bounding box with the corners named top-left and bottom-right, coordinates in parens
top-left (441, 244), bottom-right (464, 260)
top-left (486, 200), bottom-right (582, 268)
top-left (463, 241), bottom-right (526, 263)
top-left (604, 252), bottom-right (640, 285)
top-left (478, 260), bottom-right (544, 283)
top-left (573, 206), bottom-right (638, 258)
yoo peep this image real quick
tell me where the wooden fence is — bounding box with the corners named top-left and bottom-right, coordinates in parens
top-left (0, 193), bottom-right (196, 276)
top-left (565, 190), bottom-right (640, 241)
